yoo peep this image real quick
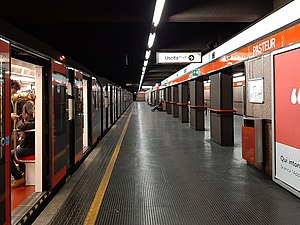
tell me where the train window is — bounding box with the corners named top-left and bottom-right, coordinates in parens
top-left (74, 78), bottom-right (83, 121)
top-left (52, 71), bottom-right (70, 180)
top-left (53, 73), bottom-right (69, 135)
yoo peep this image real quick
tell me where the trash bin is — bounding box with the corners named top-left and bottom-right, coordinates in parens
top-left (242, 117), bottom-right (263, 163)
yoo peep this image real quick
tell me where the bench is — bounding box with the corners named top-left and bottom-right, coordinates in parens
top-left (18, 155), bottom-right (35, 185)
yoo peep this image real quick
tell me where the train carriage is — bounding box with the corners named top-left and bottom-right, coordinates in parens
top-left (0, 19), bottom-right (132, 225)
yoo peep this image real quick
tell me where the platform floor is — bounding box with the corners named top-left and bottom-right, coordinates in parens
top-left (35, 102), bottom-right (300, 225)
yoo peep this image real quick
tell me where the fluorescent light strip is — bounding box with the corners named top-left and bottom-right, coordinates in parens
top-left (145, 50), bottom-right (151, 60)
top-left (153, 0), bottom-right (166, 27)
top-left (233, 76), bottom-right (245, 82)
top-left (139, 0), bottom-right (166, 91)
top-left (233, 72), bottom-right (244, 77)
top-left (138, 78), bottom-right (143, 91)
top-left (147, 33), bottom-right (156, 48)
top-left (11, 71), bottom-right (35, 78)
top-left (11, 75), bottom-right (35, 82)
top-left (0, 37), bottom-right (9, 44)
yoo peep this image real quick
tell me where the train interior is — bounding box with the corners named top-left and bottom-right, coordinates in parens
top-left (10, 57), bottom-right (43, 213)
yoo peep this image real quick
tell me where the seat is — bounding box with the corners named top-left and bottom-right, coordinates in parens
top-left (18, 155), bottom-right (35, 185)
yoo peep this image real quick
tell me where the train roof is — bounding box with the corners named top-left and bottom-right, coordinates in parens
top-left (0, 19), bottom-right (94, 76)
top-left (97, 76), bottom-right (119, 87)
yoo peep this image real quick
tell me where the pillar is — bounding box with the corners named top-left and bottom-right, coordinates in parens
top-left (190, 79), bottom-right (205, 130)
top-left (151, 91), bottom-right (155, 105)
top-left (171, 85), bottom-right (178, 118)
top-left (155, 90), bottom-right (160, 105)
top-left (165, 87), bottom-right (171, 114)
top-left (210, 73), bottom-right (234, 146)
top-left (163, 88), bottom-right (166, 111)
top-left (178, 82), bottom-right (189, 123)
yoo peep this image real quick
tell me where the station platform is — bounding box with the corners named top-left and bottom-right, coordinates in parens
top-left (34, 102), bottom-right (300, 225)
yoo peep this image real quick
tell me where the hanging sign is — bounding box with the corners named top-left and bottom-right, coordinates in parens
top-left (156, 52), bottom-right (202, 64)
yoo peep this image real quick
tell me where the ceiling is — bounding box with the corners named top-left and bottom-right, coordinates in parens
top-left (0, 0), bottom-right (291, 92)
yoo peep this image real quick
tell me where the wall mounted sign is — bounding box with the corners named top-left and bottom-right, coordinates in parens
top-left (248, 78), bottom-right (264, 103)
top-left (156, 52), bottom-right (202, 64)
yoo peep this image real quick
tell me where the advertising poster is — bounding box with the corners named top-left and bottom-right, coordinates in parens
top-left (274, 46), bottom-right (300, 192)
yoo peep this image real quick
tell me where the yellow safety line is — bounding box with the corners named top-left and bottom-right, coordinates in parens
top-left (84, 111), bottom-right (132, 225)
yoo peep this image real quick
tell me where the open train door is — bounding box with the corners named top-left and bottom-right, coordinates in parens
top-left (50, 60), bottom-right (69, 188)
top-left (0, 39), bottom-right (11, 225)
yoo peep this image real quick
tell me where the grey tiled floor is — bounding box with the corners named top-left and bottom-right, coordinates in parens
top-left (35, 102), bottom-right (300, 225)
top-left (96, 102), bottom-right (300, 225)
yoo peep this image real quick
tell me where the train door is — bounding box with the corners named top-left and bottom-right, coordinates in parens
top-left (74, 70), bottom-right (83, 163)
top-left (113, 87), bottom-right (116, 120)
top-left (6, 49), bottom-right (48, 225)
top-left (115, 88), bottom-right (118, 119)
top-left (110, 85), bottom-right (114, 125)
top-left (51, 60), bottom-right (69, 188)
top-left (103, 84), bottom-right (107, 131)
top-left (0, 38), bottom-right (10, 225)
top-left (114, 86), bottom-right (117, 121)
top-left (107, 84), bottom-right (111, 128)
top-left (121, 90), bottom-right (124, 113)
top-left (82, 78), bottom-right (89, 152)
top-left (91, 78), bottom-right (101, 144)
top-left (112, 87), bottom-right (115, 122)
top-left (119, 88), bottom-right (122, 116)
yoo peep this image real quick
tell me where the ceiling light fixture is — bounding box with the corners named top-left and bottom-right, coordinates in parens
top-left (59, 55), bottom-right (65, 61)
top-left (153, 0), bottom-right (166, 27)
top-left (138, 0), bottom-right (166, 92)
top-left (145, 50), bottom-right (151, 60)
top-left (144, 60), bottom-right (148, 67)
top-left (142, 86), bottom-right (152, 89)
top-left (233, 72), bottom-right (244, 77)
top-left (147, 33), bottom-right (156, 48)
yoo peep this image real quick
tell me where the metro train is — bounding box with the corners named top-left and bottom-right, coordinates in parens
top-left (0, 19), bottom-right (133, 225)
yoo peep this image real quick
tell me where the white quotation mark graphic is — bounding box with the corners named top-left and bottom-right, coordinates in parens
top-left (291, 88), bottom-right (300, 104)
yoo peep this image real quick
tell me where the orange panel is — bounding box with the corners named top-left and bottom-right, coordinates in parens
top-left (242, 126), bottom-right (256, 162)
top-left (51, 61), bottom-right (66, 74)
top-left (172, 73), bottom-right (190, 84)
top-left (166, 22), bottom-right (300, 87)
top-left (248, 32), bottom-right (282, 58)
top-left (282, 23), bottom-right (300, 47)
top-left (233, 81), bottom-right (245, 87)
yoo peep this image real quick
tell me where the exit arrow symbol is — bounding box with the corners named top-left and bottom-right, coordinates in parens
top-left (188, 55), bottom-right (194, 61)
